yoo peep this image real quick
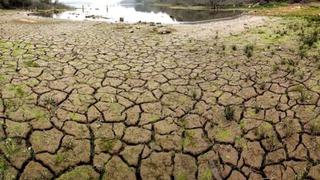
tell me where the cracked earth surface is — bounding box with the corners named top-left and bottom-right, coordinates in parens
top-left (0, 11), bottom-right (320, 180)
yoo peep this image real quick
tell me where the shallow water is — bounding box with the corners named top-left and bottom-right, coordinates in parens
top-left (51, 0), bottom-right (242, 23)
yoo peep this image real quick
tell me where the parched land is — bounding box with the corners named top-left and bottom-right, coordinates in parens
top-left (0, 10), bottom-right (320, 180)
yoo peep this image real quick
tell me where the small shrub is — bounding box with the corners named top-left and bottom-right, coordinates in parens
top-left (222, 44), bottom-right (226, 51)
top-left (259, 83), bottom-right (266, 90)
top-left (299, 49), bottom-right (307, 59)
top-left (224, 106), bottom-right (234, 121)
top-left (254, 105), bottom-right (261, 114)
top-left (287, 59), bottom-right (295, 66)
top-left (43, 97), bottom-right (57, 107)
top-left (191, 89), bottom-right (197, 100)
top-left (244, 44), bottom-right (253, 58)
top-left (231, 45), bottom-right (237, 51)
top-left (271, 51), bottom-right (275, 56)
top-left (302, 30), bottom-right (318, 47)
top-left (300, 91), bottom-right (306, 102)
top-left (3, 138), bottom-right (18, 157)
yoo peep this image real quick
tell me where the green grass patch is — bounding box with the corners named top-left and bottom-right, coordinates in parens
top-left (23, 60), bottom-right (40, 68)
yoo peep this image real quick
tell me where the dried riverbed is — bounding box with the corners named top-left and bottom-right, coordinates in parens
top-left (0, 10), bottom-right (320, 179)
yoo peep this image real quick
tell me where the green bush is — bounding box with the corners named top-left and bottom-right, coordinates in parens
top-left (0, 0), bottom-right (66, 9)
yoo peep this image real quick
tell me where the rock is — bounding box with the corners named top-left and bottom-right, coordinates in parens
top-left (149, 22), bottom-right (155, 26)
top-left (156, 27), bottom-right (174, 34)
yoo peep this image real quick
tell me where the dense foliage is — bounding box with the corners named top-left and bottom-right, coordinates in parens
top-left (142, 0), bottom-right (306, 6)
top-left (0, 0), bottom-right (58, 9)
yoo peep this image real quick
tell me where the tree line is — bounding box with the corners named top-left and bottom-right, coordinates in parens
top-left (0, 0), bottom-right (65, 9)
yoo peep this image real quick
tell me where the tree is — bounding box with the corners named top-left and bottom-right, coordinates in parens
top-left (0, 0), bottom-right (53, 8)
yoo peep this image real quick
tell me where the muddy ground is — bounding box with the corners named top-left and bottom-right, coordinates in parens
top-left (0, 10), bottom-right (320, 180)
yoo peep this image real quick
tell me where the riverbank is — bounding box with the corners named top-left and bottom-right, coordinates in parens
top-left (151, 1), bottom-right (320, 17)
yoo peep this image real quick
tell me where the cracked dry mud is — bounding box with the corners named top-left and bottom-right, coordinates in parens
top-left (0, 11), bottom-right (320, 180)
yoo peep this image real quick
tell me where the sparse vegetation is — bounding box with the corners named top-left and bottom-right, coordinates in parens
top-left (255, 122), bottom-right (273, 138)
top-left (234, 136), bottom-right (248, 150)
top-left (55, 153), bottom-right (66, 165)
top-left (70, 112), bottom-right (82, 121)
top-left (100, 138), bottom-right (117, 152)
top-left (176, 172), bottom-right (187, 180)
top-left (0, 158), bottom-right (8, 175)
top-left (23, 60), bottom-right (39, 68)
top-left (200, 168), bottom-right (213, 180)
top-left (265, 134), bottom-right (279, 150)
top-left (183, 131), bottom-right (195, 147)
top-left (310, 118), bottom-right (320, 135)
top-left (215, 128), bottom-right (232, 141)
top-left (63, 140), bottom-right (75, 151)
top-left (2, 138), bottom-right (18, 157)
top-left (43, 96), bottom-right (57, 112)
top-left (9, 84), bottom-right (26, 98)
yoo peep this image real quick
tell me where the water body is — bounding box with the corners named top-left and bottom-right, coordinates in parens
top-left (50, 0), bottom-right (242, 23)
